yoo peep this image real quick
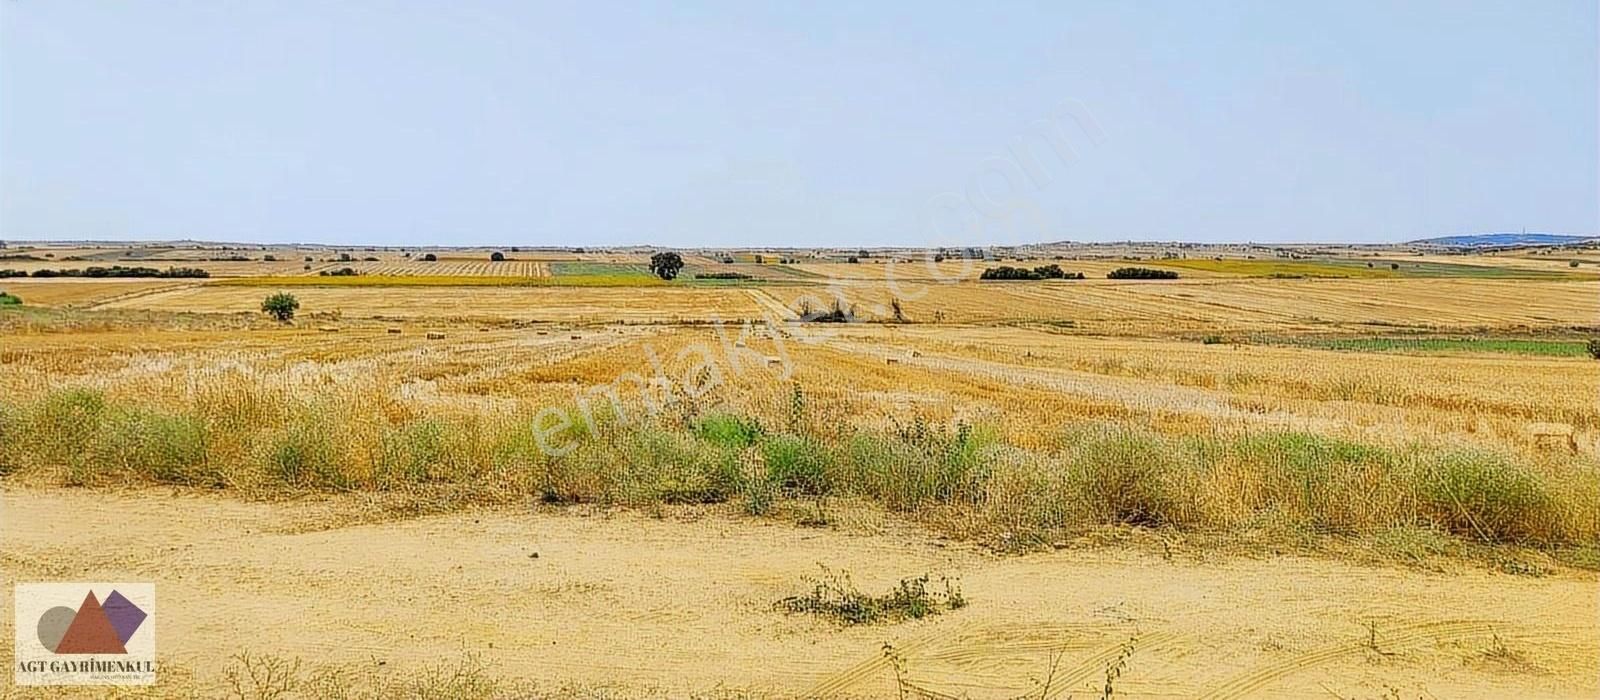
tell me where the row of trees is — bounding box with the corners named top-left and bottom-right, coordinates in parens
top-left (978, 265), bottom-right (1181, 281)
top-left (979, 264), bottom-right (1086, 280)
top-left (3, 266), bottom-right (210, 279)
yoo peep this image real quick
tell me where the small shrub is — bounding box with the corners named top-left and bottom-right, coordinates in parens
top-left (762, 434), bottom-right (831, 496)
top-left (693, 413), bottom-right (763, 449)
top-left (376, 419), bottom-right (447, 486)
top-left (618, 429), bottom-right (739, 504)
top-left (99, 409), bottom-right (215, 486)
top-left (0, 291), bottom-right (21, 305)
top-left (777, 566), bottom-right (965, 625)
top-left (694, 271), bottom-right (752, 280)
top-left (848, 420), bottom-right (995, 511)
top-left (421, 253), bottom-right (438, 262)
top-left (742, 477), bottom-right (777, 516)
top-left (1416, 450), bottom-right (1555, 543)
top-left (269, 419), bottom-right (344, 488)
top-left (260, 292), bottom-right (300, 322)
top-left (1587, 338), bottom-right (1600, 360)
top-left (27, 388), bottom-right (110, 482)
top-left (1063, 425), bottom-right (1185, 526)
top-left (490, 251), bottom-right (505, 261)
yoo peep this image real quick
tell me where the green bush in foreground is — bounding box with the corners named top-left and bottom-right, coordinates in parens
top-left (1417, 450), bottom-right (1555, 543)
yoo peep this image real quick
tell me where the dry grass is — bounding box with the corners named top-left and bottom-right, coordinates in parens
top-left (1, 314), bottom-right (1594, 556)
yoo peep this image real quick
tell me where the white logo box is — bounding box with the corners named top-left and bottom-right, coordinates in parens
top-left (14, 582), bottom-right (155, 686)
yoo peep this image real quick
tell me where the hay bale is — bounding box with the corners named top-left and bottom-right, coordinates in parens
top-left (765, 356), bottom-right (783, 366)
top-left (386, 328), bottom-right (402, 334)
top-left (885, 357), bottom-right (900, 364)
top-left (317, 326), bottom-right (339, 333)
top-left (426, 331), bottom-right (445, 340)
top-left (570, 334), bottom-right (582, 340)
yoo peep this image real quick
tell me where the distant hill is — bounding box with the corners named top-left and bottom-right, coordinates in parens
top-left (1412, 233), bottom-right (1597, 248)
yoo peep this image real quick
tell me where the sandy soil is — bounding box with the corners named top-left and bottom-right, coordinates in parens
top-left (2, 488), bottom-right (1595, 698)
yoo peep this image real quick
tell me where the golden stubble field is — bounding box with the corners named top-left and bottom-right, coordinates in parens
top-left (2, 247), bottom-right (1598, 698)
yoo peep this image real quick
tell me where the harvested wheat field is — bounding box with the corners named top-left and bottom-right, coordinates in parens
top-left (2, 254), bottom-right (1598, 697)
top-left (87, 284), bottom-right (768, 322)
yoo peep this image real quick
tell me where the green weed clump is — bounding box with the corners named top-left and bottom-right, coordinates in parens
top-left (845, 419), bottom-right (996, 511)
top-left (1414, 450), bottom-right (1558, 544)
top-left (97, 409), bottom-right (217, 487)
top-left (23, 388), bottom-right (111, 485)
top-left (777, 566), bottom-right (966, 625)
top-left (761, 434), bottom-right (831, 497)
top-left (269, 413), bottom-right (345, 488)
top-left (1060, 424), bottom-right (1191, 527)
top-left (692, 412), bottom-right (763, 449)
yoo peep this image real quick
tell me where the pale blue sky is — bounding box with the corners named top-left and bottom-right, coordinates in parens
top-left (2, 1), bottom-right (1594, 247)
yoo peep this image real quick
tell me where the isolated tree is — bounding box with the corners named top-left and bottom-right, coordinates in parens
top-left (649, 252), bottom-right (684, 280)
top-left (261, 292), bottom-right (300, 322)
top-left (490, 251), bottom-right (506, 261)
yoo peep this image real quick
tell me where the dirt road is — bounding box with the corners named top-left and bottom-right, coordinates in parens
top-left (2, 488), bottom-right (1595, 698)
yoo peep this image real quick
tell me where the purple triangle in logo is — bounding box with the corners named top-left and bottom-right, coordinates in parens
top-left (102, 590), bottom-right (147, 645)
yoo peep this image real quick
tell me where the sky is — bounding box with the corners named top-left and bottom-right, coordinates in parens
top-left (2, 1), bottom-right (1595, 248)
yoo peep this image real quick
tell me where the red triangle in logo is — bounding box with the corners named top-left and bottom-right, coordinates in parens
top-left (54, 591), bottom-right (127, 654)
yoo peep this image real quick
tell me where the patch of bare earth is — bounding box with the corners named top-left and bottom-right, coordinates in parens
top-left (1, 488), bottom-right (1595, 698)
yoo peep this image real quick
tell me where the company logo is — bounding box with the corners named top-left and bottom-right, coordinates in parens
top-left (14, 583), bottom-right (155, 686)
